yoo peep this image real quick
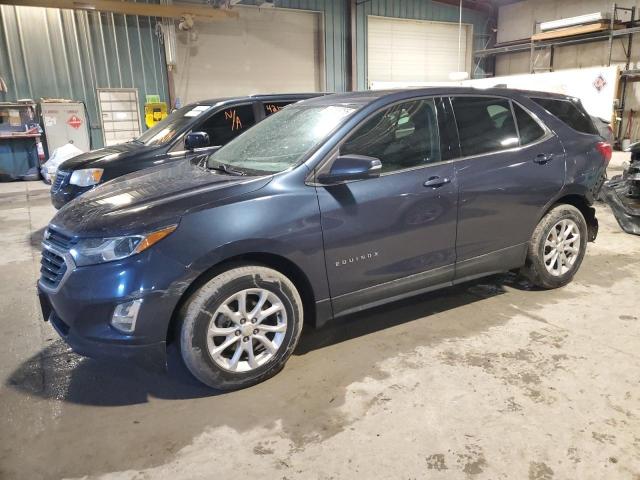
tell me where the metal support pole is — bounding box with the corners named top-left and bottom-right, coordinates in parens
top-left (529, 21), bottom-right (536, 73)
top-left (607, 3), bottom-right (616, 66)
top-left (617, 6), bottom-right (636, 143)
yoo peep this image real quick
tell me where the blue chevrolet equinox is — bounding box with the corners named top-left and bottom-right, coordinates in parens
top-left (38, 88), bottom-right (610, 390)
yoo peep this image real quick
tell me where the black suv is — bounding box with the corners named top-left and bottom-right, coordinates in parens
top-left (39, 88), bottom-right (610, 390)
top-left (50, 93), bottom-right (320, 208)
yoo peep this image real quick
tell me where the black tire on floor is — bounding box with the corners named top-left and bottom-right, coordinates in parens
top-left (520, 204), bottom-right (588, 289)
top-left (179, 265), bottom-right (303, 390)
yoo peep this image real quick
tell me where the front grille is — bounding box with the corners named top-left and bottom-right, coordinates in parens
top-left (40, 248), bottom-right (67, 289)
top-left (52, 170), bottom-right (70, 192)
top-left (46, 228), bottom-right (74, 250)
top-left (39, 227), bottom-right (76, 290)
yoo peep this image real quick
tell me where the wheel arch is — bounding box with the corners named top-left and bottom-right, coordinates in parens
top-left (166, 251), bottom-right (318, 345)
top-left (542, 193), bottom-right (598, 242)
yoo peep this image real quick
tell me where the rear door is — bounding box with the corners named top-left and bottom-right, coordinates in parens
top-left (315, 97), bottom-right (458, 316)
top-left (449, 95), bottom-right (565, 278)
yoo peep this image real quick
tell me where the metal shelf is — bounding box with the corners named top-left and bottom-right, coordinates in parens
top-left (475, 25), bottom-right (640, 57)
top-left (473, 3), bottom-right (636, 144)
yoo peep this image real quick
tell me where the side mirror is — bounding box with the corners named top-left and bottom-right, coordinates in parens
top-left (317, 154), bottom-right (382, 184)
top-left (185, 131), bottom-right (210, 150)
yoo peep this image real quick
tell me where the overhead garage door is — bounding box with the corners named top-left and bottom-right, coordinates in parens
top-left (175, 7), bottom-right (323, 104)
top-left (367, 16), bottom-right (472, 86)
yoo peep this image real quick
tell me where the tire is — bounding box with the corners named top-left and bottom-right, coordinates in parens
top-left (179, 265), bottom-right (303, 390)
top-left (520, 204), bottom-right (588, 289)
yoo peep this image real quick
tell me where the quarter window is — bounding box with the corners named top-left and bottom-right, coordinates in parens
top-left (530, 97), bottom-right (597, 135)
top-left (341, 99), bottom-right (440, 174)
top-left (197, 104), bottom-right (256, 146)
top-left (451, 96), bottom-right (519, 157)
top-left (513, 103), bottom-right (545, 145)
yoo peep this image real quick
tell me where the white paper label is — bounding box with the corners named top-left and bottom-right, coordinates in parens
top-left (184, 105), bottom-right (211, 117)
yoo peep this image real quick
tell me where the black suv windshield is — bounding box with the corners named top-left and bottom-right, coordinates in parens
top-left (135, 104), bottom-right (212, 146)
top-left (207, 104), bottom-right (357, 174)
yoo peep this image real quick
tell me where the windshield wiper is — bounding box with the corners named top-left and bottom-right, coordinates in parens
top-left (208, 162), bottom-right (246, 176)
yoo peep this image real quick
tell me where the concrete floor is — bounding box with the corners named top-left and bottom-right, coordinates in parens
top-left (0, 155), bottom-right (638, 480)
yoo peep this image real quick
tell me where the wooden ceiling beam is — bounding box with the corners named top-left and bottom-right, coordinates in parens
top-left (0, 0), bottom-right (239, 20)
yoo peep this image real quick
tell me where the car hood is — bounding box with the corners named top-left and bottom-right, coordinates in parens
top-left (58, 142), bottom-right (149, 170)
top-left (51, 160), bottom-right (272, 236)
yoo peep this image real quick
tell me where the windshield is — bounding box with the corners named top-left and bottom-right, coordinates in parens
top-left (207, 104), bottom-right (357, 174)
top-left (135, 104), bottom-right (212, 146)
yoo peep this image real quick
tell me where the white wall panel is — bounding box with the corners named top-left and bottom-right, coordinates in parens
top-left (367, 16), bottom-right (471, 85)
top-left (174, 7), bottom-right (323, 104)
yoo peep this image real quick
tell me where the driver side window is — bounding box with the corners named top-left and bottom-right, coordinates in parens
top-left (340, 99), bottom-right (440, 174)
top-left (196, 104), bottom-right (256, 147)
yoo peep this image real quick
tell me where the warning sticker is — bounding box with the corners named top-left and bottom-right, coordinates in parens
top-left (67, 115), bottom-right (82, 129)
top-left (184, 105), bottom-right (211, 117)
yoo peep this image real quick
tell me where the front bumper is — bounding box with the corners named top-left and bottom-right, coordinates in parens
top-left (42, 296), bottom-right (167, 372)
top-left (37, 243), bottom-right (195, 371)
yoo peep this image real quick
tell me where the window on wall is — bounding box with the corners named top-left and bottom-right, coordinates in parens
top-left (341, 99), bottom-right (440, 173)
top-left (197, 104), bottom-right (256, 146)
top-left (451, 96), bottom-right (519, 157)
top-left (97, 88), bottom-right (141, 146)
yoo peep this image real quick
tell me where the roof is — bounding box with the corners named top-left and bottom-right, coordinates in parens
top-left (298, 86), bottom-right (577, 108)
top-left (185, 88), bottom-right (577, 111)
top-left (188, 93), bottom-right (324, 107)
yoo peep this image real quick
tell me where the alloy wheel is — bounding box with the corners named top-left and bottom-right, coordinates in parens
top-left (543, 218), bottom-right (581, 277)
top-left (206, 288), bottom-right (287, 372)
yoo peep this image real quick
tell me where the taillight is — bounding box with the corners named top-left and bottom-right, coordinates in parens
top-left (596, 141), bottom-right (612, 166)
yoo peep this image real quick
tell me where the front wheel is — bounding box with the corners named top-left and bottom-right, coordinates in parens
top-left (179, 265), bottom-right (303, 390)
top-left (520, 204), bottom-right (588, 289)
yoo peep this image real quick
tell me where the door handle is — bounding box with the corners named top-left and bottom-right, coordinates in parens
top-left (423, 176), bottom-right (451, 188)
top-left (533, 153), bottom-right (553, 164)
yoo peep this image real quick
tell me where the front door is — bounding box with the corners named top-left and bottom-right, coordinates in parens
top-left (449, 95), bottom-right (566, 277)
top-left (315, 98), bottom-right (458, 317)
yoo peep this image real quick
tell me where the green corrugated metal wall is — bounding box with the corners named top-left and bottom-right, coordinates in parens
top-left (0, 4), bottom-right (169, 148)
top-left (355, 0), bottom-right (492, 88)
top-left (0, 1), bottom-right (491, 149)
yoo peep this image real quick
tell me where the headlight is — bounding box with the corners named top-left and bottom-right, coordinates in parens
top-left (70, 225), bottom-right (177, 266)
top-left (69, 168), bottom-right (104, 187)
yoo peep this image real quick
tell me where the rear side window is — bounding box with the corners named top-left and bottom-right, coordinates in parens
top-left (341, 98), bottom-right (440, 173)
top-left (530, 97), bottom-right (597, 135)
top-left (451, 96), bottom-right (519, 157)
top-left (197, 104), bottom-right (256, 146)
top-left (263, 101), bottom-right (296, 116)
top-left (513, 103), bottom-right (546, 145)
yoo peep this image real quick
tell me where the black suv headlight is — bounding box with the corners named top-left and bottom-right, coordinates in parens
top-left (69, 225), bottom-right (177, 266)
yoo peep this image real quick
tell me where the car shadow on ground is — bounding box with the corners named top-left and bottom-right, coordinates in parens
top-left (29, 226), bottom-right (46, 249)
top-left (5, 272), bottom-right (534, 406)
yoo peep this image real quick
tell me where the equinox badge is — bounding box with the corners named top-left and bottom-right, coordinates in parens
top-left (335, 251), bottom-right (379, 267)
